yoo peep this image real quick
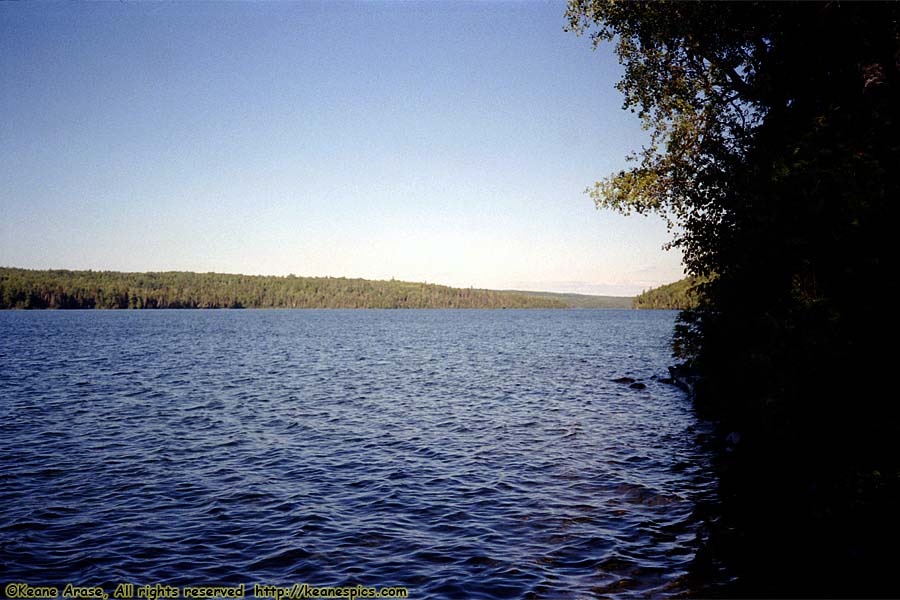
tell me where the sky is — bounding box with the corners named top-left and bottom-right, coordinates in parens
top-left (0, 1), bottom-right (684, 297)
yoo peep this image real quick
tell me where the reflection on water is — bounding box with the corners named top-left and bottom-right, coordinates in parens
top-left (0, 309), bottom-right (721, 598)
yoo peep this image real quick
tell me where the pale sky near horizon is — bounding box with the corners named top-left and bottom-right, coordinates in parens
top-left (0, 1), bottom-right (685, 297)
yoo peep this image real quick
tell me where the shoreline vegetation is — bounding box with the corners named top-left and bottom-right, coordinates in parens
top-left (0, 267), bottom-right (635, 310)
top-left (565, 2), bottom-right (898, 594)
top-left (632, 277), bottom-right (700, 310)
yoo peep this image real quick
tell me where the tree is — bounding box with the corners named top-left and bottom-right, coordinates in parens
top-left (566, 0), bottom-right (898, 421)
top-left (567, 1), bottom-right (900, 594)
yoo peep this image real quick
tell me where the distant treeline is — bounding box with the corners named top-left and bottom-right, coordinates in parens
top-left (504, 290), bottom-right (632, 309)
top-left (0, 268), bottom-right (567, 310)
top-left (632, 277), bottom-right (700, 310)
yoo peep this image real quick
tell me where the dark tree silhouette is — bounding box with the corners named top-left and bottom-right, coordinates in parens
top-left (567, 2), bottom-right (899, 595)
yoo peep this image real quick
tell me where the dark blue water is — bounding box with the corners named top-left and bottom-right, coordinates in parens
top-left (0, 309), bottom-right (717, 598)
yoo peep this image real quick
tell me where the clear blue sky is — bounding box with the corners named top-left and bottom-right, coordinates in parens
top-left (0, 1), bottom-right (683, 296)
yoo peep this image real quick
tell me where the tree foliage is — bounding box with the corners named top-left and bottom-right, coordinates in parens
top-left (568, 1), bottom-right (899, 594)
top-left (0, 268), bottom-right (566, 310)
top-left (566, 2), bottom-right (769, 269)
top-left (632, 276), bottom-right (700, 310)
top-left (567, 0), bottom-right (898, 424)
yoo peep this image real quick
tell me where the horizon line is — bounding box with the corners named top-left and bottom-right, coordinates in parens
top-left (0, 265), bottom-right (645, 298)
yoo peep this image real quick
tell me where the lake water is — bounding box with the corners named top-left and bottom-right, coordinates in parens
top-left (0, 309), bottom-right (719, 598)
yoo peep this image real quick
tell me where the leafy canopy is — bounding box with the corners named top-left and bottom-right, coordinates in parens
top-left (566, 0), bottom-right (899, 410)
top-left (565, 2), bottom-right (833, 277)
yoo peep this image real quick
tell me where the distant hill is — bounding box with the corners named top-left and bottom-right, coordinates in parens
top-left (0, 268), bottom-right (567, 310)
top-left (508, 290), bottom-right (633, 309)
top-left (632, 277), bottom-right (701, 310)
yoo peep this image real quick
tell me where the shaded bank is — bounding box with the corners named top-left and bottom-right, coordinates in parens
top-left (566, 2), bottom-right (899, 595)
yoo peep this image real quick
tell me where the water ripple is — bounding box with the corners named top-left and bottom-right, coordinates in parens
top-left (0, 309), bottom-right (719, 598)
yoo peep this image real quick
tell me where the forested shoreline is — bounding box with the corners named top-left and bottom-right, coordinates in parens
top-left (0, 268), bottom-right (567, 310)
top-left (632, 277), bottom-right (699, 310)
top-left (507, 289), bottom-right (633, 309)
top-left (567, 1), bottom-right (898, 595)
